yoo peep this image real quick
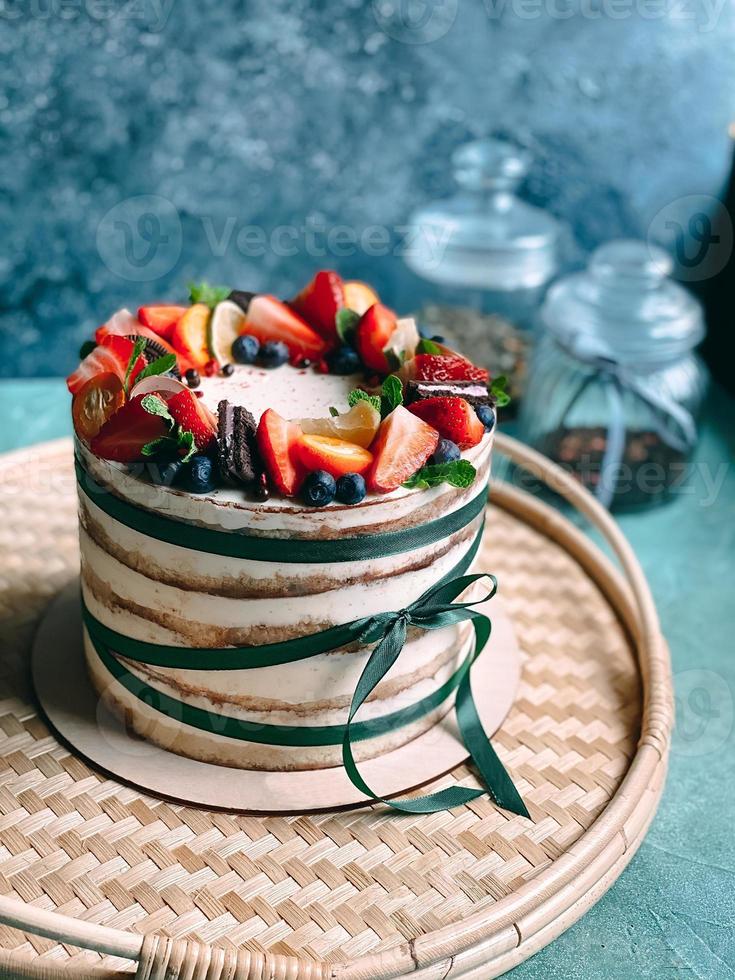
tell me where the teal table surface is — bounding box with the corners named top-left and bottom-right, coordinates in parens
top-left (1, 378), bottom-right (733, 980)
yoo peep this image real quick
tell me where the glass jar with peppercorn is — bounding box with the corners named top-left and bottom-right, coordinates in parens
top-left (519, 239), bottom-right (709, 510)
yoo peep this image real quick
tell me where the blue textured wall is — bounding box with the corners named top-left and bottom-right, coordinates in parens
top-left (1, 0), bottom-right (734, 376)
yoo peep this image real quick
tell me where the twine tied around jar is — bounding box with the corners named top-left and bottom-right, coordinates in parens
top-left (553, 331), bottom-right (698, 508)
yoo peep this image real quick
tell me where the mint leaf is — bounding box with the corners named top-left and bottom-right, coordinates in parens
top-left (140, 394), bottom-right (174, 423)
top-left (489, 375), bottom-right (511, 408)
top-left (348, 388), bottom-right (381, 413)
top-left (177, 429), bottom-right (197, 462)
top-left (189, 281), bottom-right (231, 308)
top-left (416, 338), bottom-right (441, 355)
top-left (329, 406), bottom-right (340, 417)
top-left (141, 436), bottom-right (175, 458)
top-left (141, 428), bottom-right (196, 463)
top-left (124, 336), bottom-right (147, 394)
top-left (335, 308), bottom-right (360, 347)
top-left (135, 353), bottom-right (177, 383)
top-left (380, 375), bottom-right (403, 418)
top-left (403, 459), bottom-right (477, 490)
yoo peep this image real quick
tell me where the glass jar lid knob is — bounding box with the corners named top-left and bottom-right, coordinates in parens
top-left (452, 138), bottom-right (532, 194)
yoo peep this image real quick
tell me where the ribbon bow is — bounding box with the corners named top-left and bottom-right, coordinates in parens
top-left (555, 332), bottom-right (698, 509)
top-left (343, 572), bottom-right (529, 816)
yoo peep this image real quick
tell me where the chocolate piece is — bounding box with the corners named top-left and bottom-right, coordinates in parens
top-left (217, 399), bottom-right (261, 487)
top-left (404, 379), bottom-right (490, 407)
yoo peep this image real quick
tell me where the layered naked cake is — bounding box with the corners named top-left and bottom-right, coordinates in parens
top-left (68, 272), bottom-right (504, 774)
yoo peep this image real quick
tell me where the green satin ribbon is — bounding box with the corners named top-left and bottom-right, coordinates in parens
top-left (75, 456), bottom-right (488, 564)
top-left (84, 526), bottom-right (528, 817)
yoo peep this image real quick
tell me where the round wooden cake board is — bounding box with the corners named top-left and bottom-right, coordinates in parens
top-left (32, 581), bottom-right (522, 813)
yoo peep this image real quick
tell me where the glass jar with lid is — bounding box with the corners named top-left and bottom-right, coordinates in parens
top-left (519, 239), bottom-right (709, 510)
top-left (405, 137), bottom-right (565, 331)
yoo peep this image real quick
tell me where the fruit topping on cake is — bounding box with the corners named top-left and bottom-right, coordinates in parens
top-left (407, 396), bottom-right (486, 450)
top-left (89, 394), bottom-right (171, 463)
top-left (244, 295), bottom-right (327, 363)
top-left (67, 334), bottom-right (145, 395)
top-left (290, 270), bottom-right (345, 344)
top-left (166, 388), bottom-right (217, 452)
top-left (295, 435), bottom-right (373, 479)
top-left (218, 400), bottom-right (261, 487)
top-left (70, 271), bottom-right (502, 504)
top-left (301, 470), bottom-right (337, 507)
top-left (402, 353), bottom-right (490, 384)
top-left (342, 281), bottom-right (379, 316)
top-left (71, 373), bottom-right (126, 442)
top-left (367, 405), bottom-right (439, 493)
top-left (208, 300), bottom-right (247, 366)
top-left (300, 399), bottom-right (380, 449)
top-left (355, 303), bottom-right (398, 373)
top-left (170, 303), bottom-right (211, 369)
top-left (256, 408), bottom-right (306, 496)
top-left (137, 305), bottom-right (188, 339)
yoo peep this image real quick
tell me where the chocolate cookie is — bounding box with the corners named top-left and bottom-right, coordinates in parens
top-left (217, 400), bottom-right (261, 487)
top-left (404, 379), bottom-right (490, 407)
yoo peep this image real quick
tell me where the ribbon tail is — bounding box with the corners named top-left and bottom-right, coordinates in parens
top-left (456, 622), bottom-right (529, 818)
top-left (342, 599), bottom-right (529, 818)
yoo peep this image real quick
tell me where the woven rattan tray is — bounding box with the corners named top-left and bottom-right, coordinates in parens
top-left (0, 434), bottom-right (672, 980)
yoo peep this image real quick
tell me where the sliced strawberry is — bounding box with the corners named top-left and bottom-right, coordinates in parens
top-left (406, 354), bottom-right (489, 385)
top-left (246, 295), bottom-right (327, 362)
top-left (290, 271), bottom-right (345, 343)
top-left (95, 309), bottom-right (194, 373)
top-left (367, 405), bottom-right (439, 493)
top-left (256, 408), bottom-right (306, 496)
top-left (138, 305), bottom-right (188, 339)
top-left (90, 394), bottom-right (169, 463)
top-left (294, 434), bottom-right (373, 479)
top-left (67, 335), bottom-right (145, 395)
top-left (407, 397), bottom-right (485, 450)
top-left (94, 309), bottom-right (143, 343)
top-left (166, 388), bottom-right (217, 451)
top-left (170, 304), bottom-right (211, 369)
top-left (355, 303), bottom-right (397, 374)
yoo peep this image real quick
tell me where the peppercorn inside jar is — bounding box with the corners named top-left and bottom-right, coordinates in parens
top-left (519, 240), bottom-right (709, 510)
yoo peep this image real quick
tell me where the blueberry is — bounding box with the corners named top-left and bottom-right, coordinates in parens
top-left (149, 459), bottom-right (184, 487)
top-left (301, 470), bottom-right (336, 507)
top-left (326, 346), bottom-right (361, 375)
top-left (184, 454), bottom-right (217, 494)
top-left (259, 340), bottom-right (289, 368)
top-left (232, 334), bottom-right (260, 365)
top-left (431, 438), bottom-right (461, 465)
top-left (475, 404), bottom-right (496, 431)
top-left (335, 472), bottom-right (367, 505)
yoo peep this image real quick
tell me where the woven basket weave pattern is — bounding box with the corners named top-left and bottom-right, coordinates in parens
top-left (0, 442), bottom-right (643, 975)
